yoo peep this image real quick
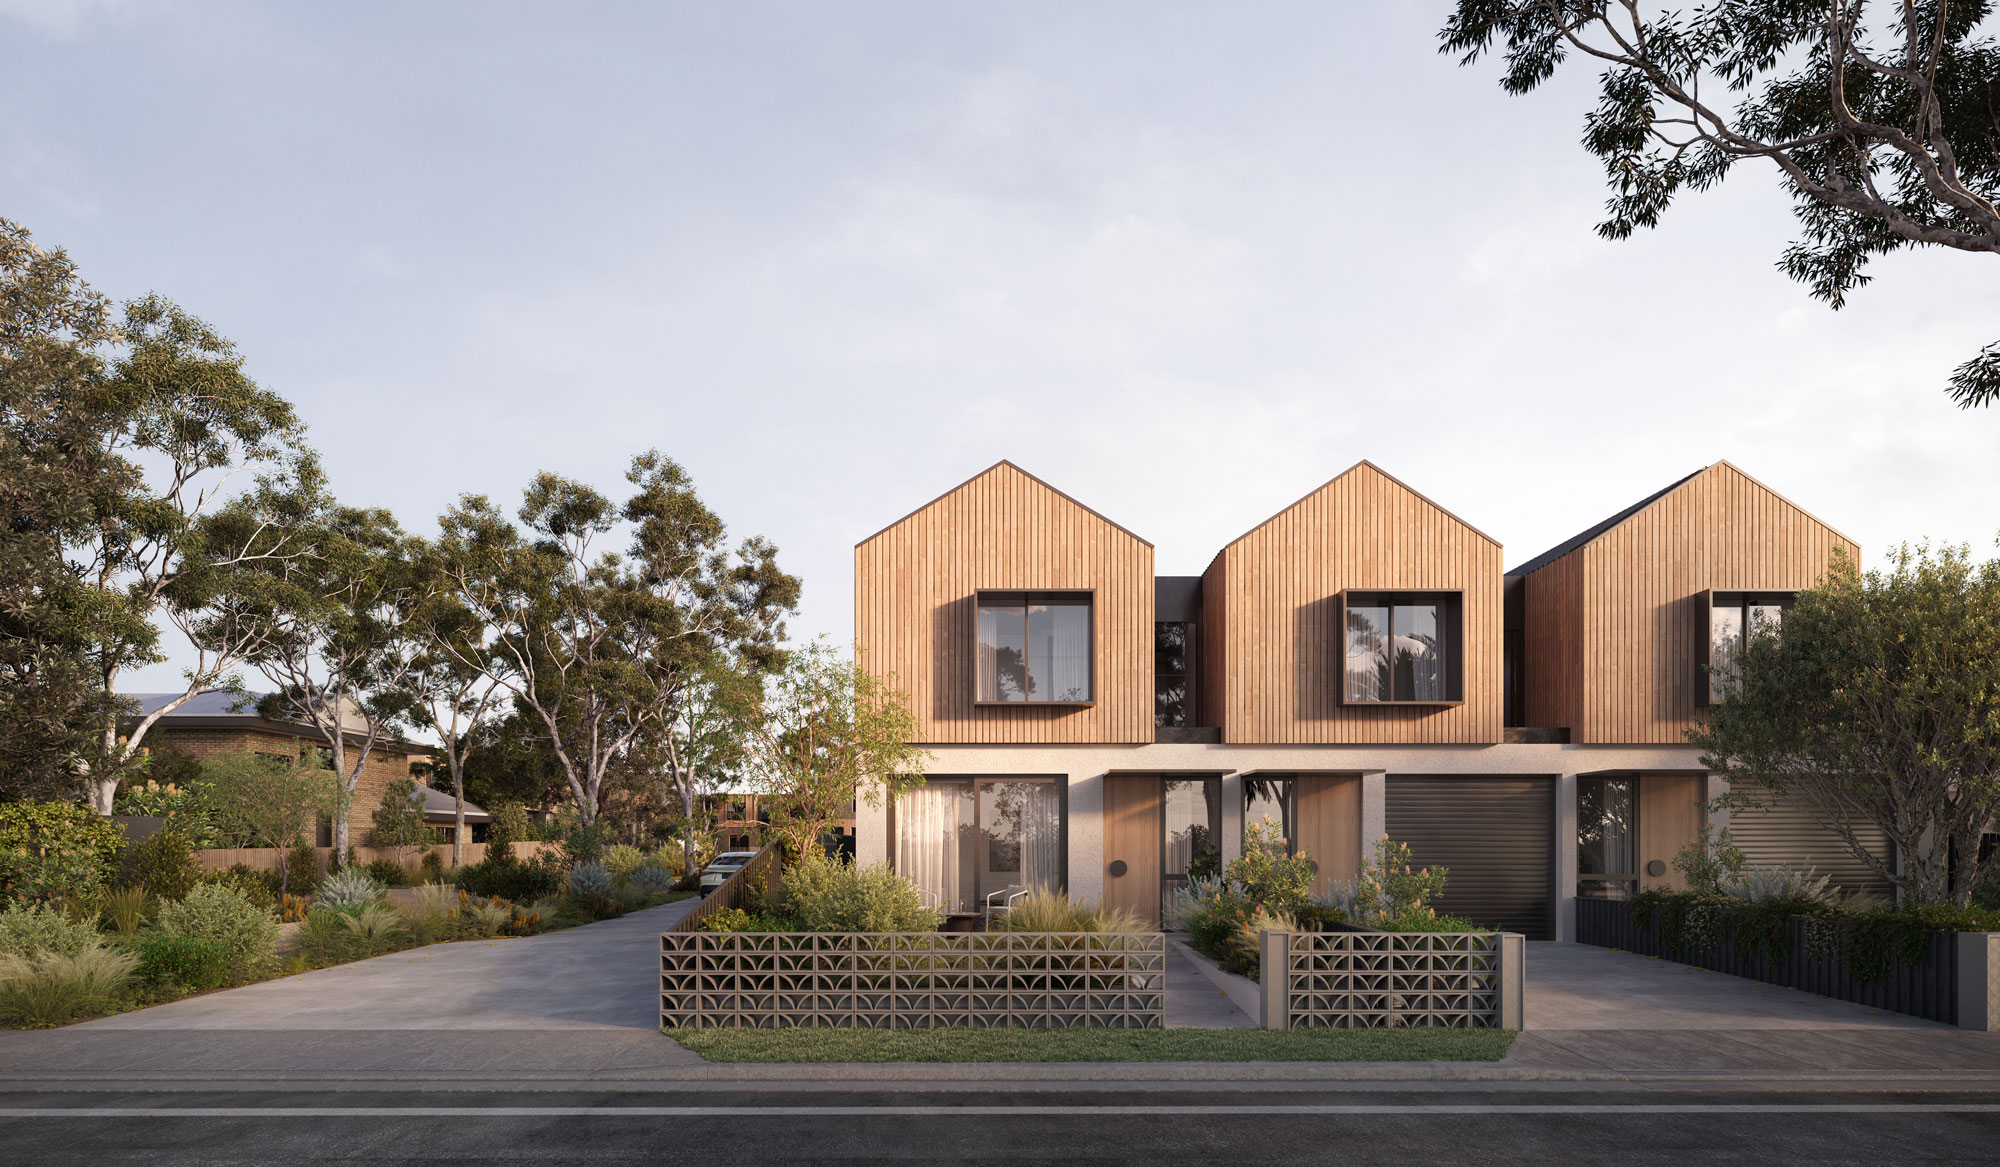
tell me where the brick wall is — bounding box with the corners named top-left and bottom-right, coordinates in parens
top-left (145, 725), bottom-right (427, 846)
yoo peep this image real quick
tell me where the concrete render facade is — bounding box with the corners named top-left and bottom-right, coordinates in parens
top-left (855, 741), bottom-right (1723, 943)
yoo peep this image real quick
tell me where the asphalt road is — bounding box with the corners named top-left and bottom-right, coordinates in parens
top-left (3, 1086), bottom-right (1996, 1165)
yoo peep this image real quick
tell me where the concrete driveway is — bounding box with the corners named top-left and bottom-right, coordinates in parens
top-left (0, 900), bottom-right (705, 1079)
top-left (1510, 942), bottom-right (2000, 1076)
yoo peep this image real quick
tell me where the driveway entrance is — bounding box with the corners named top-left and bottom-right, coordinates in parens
top-left (1512, 942), bottom-right (2000, 1074)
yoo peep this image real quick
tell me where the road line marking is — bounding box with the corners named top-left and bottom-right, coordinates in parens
top-left (1, 1105), bottom-right (1998, 1118)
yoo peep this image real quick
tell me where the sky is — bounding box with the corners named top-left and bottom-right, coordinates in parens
top-left (4, 1), bottom-right (1996, 695)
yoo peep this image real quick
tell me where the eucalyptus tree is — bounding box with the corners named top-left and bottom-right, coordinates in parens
top-left (225, 500), bottom-right (424, 855)
top-left (1442, 2), bottom-right (2000, 408)
top-left (434, 450), bottom-right (799, 827)
top-left (0, 219), bottom-right (124, 797)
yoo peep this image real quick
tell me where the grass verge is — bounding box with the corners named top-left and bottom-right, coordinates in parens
top-left (666, 1026), bottom-right (1516, 1064)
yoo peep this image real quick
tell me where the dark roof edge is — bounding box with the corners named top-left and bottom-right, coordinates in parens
top-left (853, 460), bottom-right (1155, 548)
top-left (1504, 467), bottom-right (1704, 577)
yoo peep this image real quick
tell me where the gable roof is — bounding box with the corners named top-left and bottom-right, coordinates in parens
top-left (1505, 461), bottom-right (1855, 577)
top-left (855, 460), bottom-right (1154, 548)
top-left (1214, 460), bottom-right (1502, 557)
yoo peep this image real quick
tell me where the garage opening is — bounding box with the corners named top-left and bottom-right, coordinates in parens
top-left (1386, 775), bottom-right (1555, 940)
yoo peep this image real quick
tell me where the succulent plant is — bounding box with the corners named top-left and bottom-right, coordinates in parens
top-left (316, 868), bottom-right (388, 910)
top-left (566, 861), bottom-right (612, 898)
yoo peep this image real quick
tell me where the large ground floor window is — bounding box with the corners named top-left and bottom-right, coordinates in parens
top-left (891, 777), bottom-right (1063, 914)
top-left (1577, 776), bottom-right (1638, 900)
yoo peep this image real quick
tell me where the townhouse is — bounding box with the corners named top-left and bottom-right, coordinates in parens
top-left (852, 460), bottom-right (1890, 939)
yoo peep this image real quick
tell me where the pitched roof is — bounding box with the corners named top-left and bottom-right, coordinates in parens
top-left (855, 460), bottom-right (1154, 548)
top-left (1215, 460), bottom-right (1501, 556)
top-left (417, 784), bottom-right (490, 822)
top-left (1504, 468), bottom-right (1704, 578)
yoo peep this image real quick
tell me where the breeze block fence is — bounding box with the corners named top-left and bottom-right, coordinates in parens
top-left (658, 930), bottom-right (1167, 1029)
top-left (1257, 928), bottom-right (1526, 1030)
top-left (1577, 897), bottom-right (2000, 1029)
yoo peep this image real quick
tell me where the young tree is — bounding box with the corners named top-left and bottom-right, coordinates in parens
top-left (370, 776), bottom-right (433, 869)
top-left (747, 640), bottom-right (931, 857)
top-left (1689, 543), bottom-right (2000, 907)
top-left (201, 750), bottom-right (337, 898)
top-left (658, 659), bottom-right (759, 873)
top-left (1442, 2), bottom-right (2000, 408)
top-left (433, 451), bottom-right (799, 826)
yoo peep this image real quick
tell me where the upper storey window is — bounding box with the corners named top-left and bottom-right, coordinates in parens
top-left (1154, 621), bottom-right (1196, 727)
top-left (976, 591), bottom-right (1093, 704)
top-left (1701, 590), bottom-right (1792, 705)
top-left (1341, 591), bottom-right (1464, 705)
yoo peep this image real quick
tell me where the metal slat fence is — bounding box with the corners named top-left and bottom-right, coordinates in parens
top-left (670, 844), bottom-right (782, 935)
top-left (659, 931), bottom-right (1166, 1029)
top-left (1575, 898), bottom-right (1958, 1024)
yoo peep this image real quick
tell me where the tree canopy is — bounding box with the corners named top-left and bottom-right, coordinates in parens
top-left (1688, 542), bottom-right (2000, 906)
top-left (1442, 1), bottom-right (2000, 408)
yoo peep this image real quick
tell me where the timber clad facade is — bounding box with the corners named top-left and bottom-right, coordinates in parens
top-left (854, 459), bottom-right (1881, 941)
top-left (1511, 461), bottom-right (1858, 744)
top-left (1199, 462), bottom-right (1503, 744)
top-left (854, 461), bottom-right (1155, 744)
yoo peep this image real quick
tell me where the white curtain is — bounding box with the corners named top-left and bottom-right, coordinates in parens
top-left (1017, 783), bottom-right (1062, 892)
top-left (895, 785), bottom-right (965, 912)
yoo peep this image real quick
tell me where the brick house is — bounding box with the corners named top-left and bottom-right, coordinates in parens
top-left (127, 690), bottom-right (487, 845)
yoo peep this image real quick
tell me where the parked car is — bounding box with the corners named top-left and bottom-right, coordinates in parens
top-left (698, 851), bottom-right (760, 891)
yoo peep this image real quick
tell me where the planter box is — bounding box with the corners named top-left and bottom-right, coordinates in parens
top-left (658, 931), bottom-right (1166, 1029)
top-left (1258, 929), bottom-right (1524, 1030)
top-left (1575, 897), bottom-right (1963, 1025)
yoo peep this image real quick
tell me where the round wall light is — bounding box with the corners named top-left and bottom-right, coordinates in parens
top-left (1108, 860), bottom-right (1128, 878)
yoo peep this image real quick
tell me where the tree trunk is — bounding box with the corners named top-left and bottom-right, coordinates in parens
top-left (451, 755), bottom-right (466, 870)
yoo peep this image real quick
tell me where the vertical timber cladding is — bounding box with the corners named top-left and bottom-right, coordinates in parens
top-left (1518, 461), bottom-right (1857, 744)
top-left (852, 461), bottom-right (1155, 744)
top-left (1731, 792), bottom-right (1896, 902)
top-left (1200, 461), bottom-right (1503, 745)
top-left (1386, 775), bottom-right (1555, 940)
top-left (1639, 775), bottom-right (1703, 892)
top-left (1294, 776), bottom-right (1362, 895)
top-left (1102, 776), bottom-right (1163, 925)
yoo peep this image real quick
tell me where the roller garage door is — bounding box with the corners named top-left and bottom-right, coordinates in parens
top-left (1731, 792), bottom-right (1895, 902)
top-left (1386, 775), bottom-right (1555, 940)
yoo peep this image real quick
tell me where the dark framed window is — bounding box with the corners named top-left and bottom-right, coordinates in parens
top-left (1162, 777), bottom-right (1220, 918)
top-left (1154, 621), bottom-right (1197, 727)
top-left (1696, 590), bottom-right (1793, 706)
top-left (1340, 591), bottom-right (1464, 704)
top-left (1242, 777), bottom-right (1295, 851)
top-left (1577, 776), bottom-right (1637, 900)
top-left (976, 591), bottom-right (1094, 704)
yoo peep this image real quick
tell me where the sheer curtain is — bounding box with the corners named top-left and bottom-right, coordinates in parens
top-left (895, 785), bottom-right (966, 912)
top-left (1017, 783), bottom-right (1062, 892)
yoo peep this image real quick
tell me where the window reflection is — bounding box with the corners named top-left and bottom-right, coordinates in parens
top-left (1708, 594), bottom-right (1790, 703)
top-left (1577, 777), bottom-right (1636, 900)
top-left (978, 593), bottom-right (1092, 703)
top-left (1155, 621), bottom-right (1196, 727)
top-left (1345, 595), bottom-right (1454, 702)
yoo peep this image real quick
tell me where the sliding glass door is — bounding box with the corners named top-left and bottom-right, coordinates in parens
top-left (893, 778), bottom-right (1063, 913)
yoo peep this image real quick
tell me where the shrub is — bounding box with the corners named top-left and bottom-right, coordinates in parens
top-left (456, 855), bottom-right (562, 902)
top-left (420, 850), bottom-right (446, 881)
top-left (777, 851), bottom-right (942, 932)
top-left (1226, 906), bottom-right (1298, 979)
top-left (1320, 836), bottom-right (1455, 931)
top-left (399, 883), bottom-right (458, 932)
top-left (603, 844), bottom-right (647, 880)
top-left (1673, 825), bottom-right (1749, 895)
top-left (100, 887), bottom-right (149, 937)
top-left (558, 823), bottom-right (609, 867)
top-left (134, 933), bottom-right (230, 990)
top-left (316, 868), bottom-right (388, 910)
top-left (198, 865), bottom-right (276, 910)
top-left (0, 947), bottom-right (139, 1026)
top-left (121, 827), bottom-right (203, 902)
top-left (364, 858), bottom-right (413, 888)
top-left (1726, 865), bottom-right (1835, 904)
top-left (340, 904), bottom-right (405, 943)
top-left (282, 841), bottom-right (324, 895)
top-left (486, 802), bottom-right (531, 851)
top-left (627, 862), bottom-right (675, 896)
top-left (1228, 820), bottom-right (1317, 912)
top-left (0, 802), bottom-right (126, 904)
top-left (1165, 874), bottom-right (1227, 932)
top-left (698, 907), bottom-right (760, 933)
top-left (113, 775), bottom-right (218, 848)
top-left (0, 903), bottom-right (103, 959)
top-left (997, 889), bottom-right (1147, 933)
top-left (154, 884), bottom-right (280, 974)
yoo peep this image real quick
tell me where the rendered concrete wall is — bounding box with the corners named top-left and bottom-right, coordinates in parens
top-left (1959, 932), bottom-right (1998, 1031)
